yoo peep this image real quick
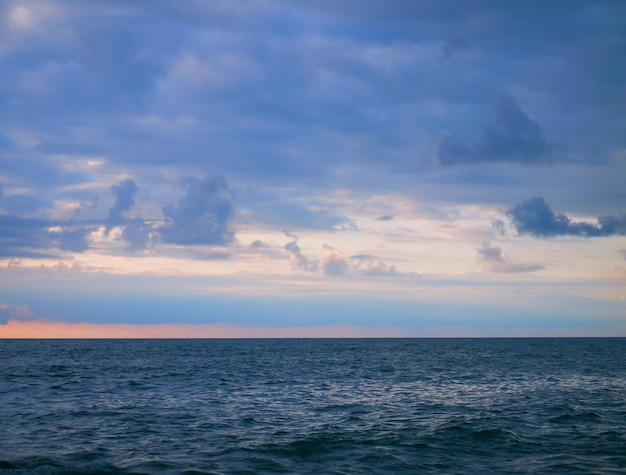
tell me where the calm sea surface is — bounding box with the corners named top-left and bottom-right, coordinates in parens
top-left (1, 338), bottom-right (625, 474)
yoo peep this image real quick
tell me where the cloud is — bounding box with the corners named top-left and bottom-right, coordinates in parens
top-left (240, 189), bottom-right (354, 231)
top-left (0, 214), bottom-right (91, 258)
top-left (0, 0), bottom-right (625, 338)
top-left (284, 248), bottom-right (399, 277)
top-left (351, 254), bottom-right (396, 277)
top-left (284, 240), bottom-right (319, 273)
top-left (283, 240), bottom-right (354, 276)
top-left (491, 218), bottom-right (506, 235)
top-left (477, 243), bottom-right (503, 261)
top-left (506, 197), bottom-right (626, 237)
top-left (359, 261), bottom-right (396, 277)
top-left (0, 1), bottom-right (623, 184)
top-left (477, 242), bottom-right (544, 273)
top-left (0, 303), bottom-right (39, 324)
top-left (441, 37), bottom-right (470, 60)
top-left (2, 194), bottom-right (48, 213)
top-left (108, 178), bottom-right (138, 223)
top-left (438, 95), bottom-right (552, 166)
top-left (51, 225), bottom-right (91, 252)
top-left (190, 249), bottom-right (231, 261)
top-left (1, 174), bottom-right (236, 257)
top-left (120, 220), bottom-right (157, 251)
top-left (104, 178), bottom-right (159, 252)
top-left (1, 178), bottom-right (149, 256)
top-left (322, 244), bottom-right (348, 276)
top-left (0, 182), bottom-right (48, 213)
top-left (160, 174), bottom-right (235, 246)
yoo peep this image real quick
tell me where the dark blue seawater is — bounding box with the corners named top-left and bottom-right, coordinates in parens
top-left (1, 339), bottom-right (626, 474)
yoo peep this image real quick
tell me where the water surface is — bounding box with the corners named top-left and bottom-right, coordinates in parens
top-left (1, 338), bottom-right (625, 473)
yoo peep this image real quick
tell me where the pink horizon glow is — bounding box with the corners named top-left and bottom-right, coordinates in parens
top-left (0, 319), bottom-right (409, 338)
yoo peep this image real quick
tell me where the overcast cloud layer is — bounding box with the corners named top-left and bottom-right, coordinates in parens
top-left (1, 1), bottom-right (625, 336)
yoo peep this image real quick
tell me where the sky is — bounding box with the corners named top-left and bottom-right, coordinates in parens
top-left (1, 0), bottom-right (625, 338)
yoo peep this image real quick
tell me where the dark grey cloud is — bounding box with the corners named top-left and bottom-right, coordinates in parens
top-left (0, 214), bottom-right (93, 258)
top-left (160, 175), bottom-right (234, 246)
top-left (52, 226), bottom-right (91, 252)
top-left (108, 179), bottom-right (138, 223)
top-left (0, 0), bottom-right (624, 251)
top-left (0, 165), bottom-right (94, 256)
top-left (105, 178), bottom-right (159, 251)
top-left (1, 177), bottom-right (147, 256)
top-left (0, 174), bottom-right (238, 257)
top-left (0, 214), bottom-right (59, 258)
top-left (506, 197), bottom-right (626, 238)
top-left (438, 95), bottom-right (552, 166)
top-left (0, 0), bottom-right (622, 194)
top-left (477, 242), bottom-right (544, 273)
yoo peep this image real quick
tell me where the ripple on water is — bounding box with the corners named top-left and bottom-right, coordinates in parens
top-left (1, 338), bottom-right (626, 474)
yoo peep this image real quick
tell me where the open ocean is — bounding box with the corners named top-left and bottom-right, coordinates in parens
top-left (1, 338), bottom-right (625, 474)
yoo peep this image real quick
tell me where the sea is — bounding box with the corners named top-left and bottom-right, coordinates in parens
top-left (1, 338), bottom-right (625, 474)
